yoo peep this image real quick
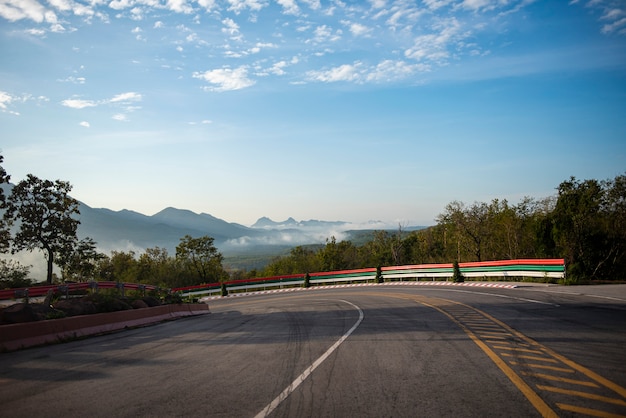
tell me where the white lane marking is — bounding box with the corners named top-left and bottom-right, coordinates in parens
top-left (254, 300), bottom-right (364, 418)
top-left (525, 289), bottom-right (626, 302)
top-left (430, 288), bottom-right (560, 307)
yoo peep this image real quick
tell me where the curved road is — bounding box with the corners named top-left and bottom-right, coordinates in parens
top-left (1, 284), bottom-right (625, 417)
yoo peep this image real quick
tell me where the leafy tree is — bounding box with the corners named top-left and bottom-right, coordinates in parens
top-left (4, 175), bottom-right (80, 284)
top-left (138, 247), bottom-right (177, 286)
top-left (0, 155), bottom-right (11, 252)
top-left (0, 259), bottom-right (33, 288)
top-left (176, 235), bottom-right (226, 286)
top-left (97, 250), bottom-right (139, 283)
top-left (58, 237), bottom-right (105, 282)
top-left (552, 175), bottom-right (626, 280)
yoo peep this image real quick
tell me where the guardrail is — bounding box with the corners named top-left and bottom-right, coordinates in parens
top-left (173, 258), bottom-right (566, 297)
top-left (0, 281), bottom-right (160, 301)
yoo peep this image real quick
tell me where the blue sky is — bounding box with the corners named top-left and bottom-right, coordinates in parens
top-left (1, 0), bottom-right (625, 227)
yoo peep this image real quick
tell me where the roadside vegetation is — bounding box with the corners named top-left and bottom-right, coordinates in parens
top-left (1, 154), bottom-right (624, 289)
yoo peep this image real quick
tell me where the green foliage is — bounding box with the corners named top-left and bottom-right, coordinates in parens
top-left (58, 237), bottom-right (106, 282)
top-left (452, 260), bottom-right (464, 283)
top-left (176, 235), bottom-right (226, 286)
top-left (551, 175), bottom-right (626, 281)
top-left (3, 174), bottom-right (80, 284)
top-left (0, 155), bottom-right (11, 253)
top-left (0, 259), bottom-right (33, 288)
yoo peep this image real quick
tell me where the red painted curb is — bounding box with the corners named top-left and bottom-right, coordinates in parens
top-left (0, 303), bottom-right (210, 352)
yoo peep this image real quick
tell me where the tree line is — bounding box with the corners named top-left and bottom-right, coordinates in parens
top-left (255, 174), bottom-right (625, 283)
top-left (0, 155), bottom-right (226, 289)
top-left (1, 153), bottom-right (624, 287)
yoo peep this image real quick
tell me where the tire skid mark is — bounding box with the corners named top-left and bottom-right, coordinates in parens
top-left (387, 293), bottom-right (626, 418)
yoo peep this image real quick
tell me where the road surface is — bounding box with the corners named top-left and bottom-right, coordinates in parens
top-left (1, 284), bottom-right (625, 417)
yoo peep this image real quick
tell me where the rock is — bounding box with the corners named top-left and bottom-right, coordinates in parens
top-left (131, 299), bottom-right (149, 309)
top-left (54, 298), bottom-right (97, 317)
top-left (0, 303), bottom-right (56, 324)
top-left (142, 296), bottom-right (161, 307)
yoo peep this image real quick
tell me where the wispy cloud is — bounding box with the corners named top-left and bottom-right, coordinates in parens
top-left (61, 92), bottom-right (142, 118)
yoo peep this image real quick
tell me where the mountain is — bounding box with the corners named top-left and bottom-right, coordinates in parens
top-left (76, 203), bottom-right (260, 253)
top-left (1, 183), bottom-right (427, 260)
top-left (251, 216), bottom-right (347, 229)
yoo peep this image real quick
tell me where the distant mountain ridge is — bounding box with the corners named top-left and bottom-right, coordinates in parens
top-left (1, 183), bottom-right (426, 258)
top-left (251, 216), bottom-right (346, 229)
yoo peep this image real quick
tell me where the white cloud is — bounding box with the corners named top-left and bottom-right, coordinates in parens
top-left (112, 113), bottom-right (127, 121)
top-left (226, 0), bottom-right (266, 14)
top-left (0, 0), bottom-right (48, 22)
top-left (167, 0), bottom-right (193, 14)
top-left (301, 0), bottom-right (321, 10)
top-left (79, 121), bottom-right (90, 127)
top-left (108, 0), bottom-right (133, 11)
top-left (602, 16), bottom-right (626, 34)
top-left (307, 63), bottom-right (362, 83)
top-left (109, 92), bottom-right (142, 102)
top-left (193, 66), bottom-right (255, 91)
top-left (311, 24), bottom-right (342, 43)
top-left (0, 91), bottom-right (14, 111)
top-left (222, 17), bottom-right (241, 39)
top-left (61, 98), bottom-right (97, 109)
top-left (277, 0), bottom-right (299, 15)
top-left (348, 22), bottom-right (371, 37)
top-left (58, 76), bottom-right (86, 84)
top-left (154, 20), bottom-right (163, 28)
top-left (197, 0), bottom-right (217, 11)
top-left (404, 18), bottom-right (466, 64)
top-left (366, 60), bottom-right (428, 81)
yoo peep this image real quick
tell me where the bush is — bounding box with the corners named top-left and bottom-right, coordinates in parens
top-left (452, 261), bottom-right (464, 283)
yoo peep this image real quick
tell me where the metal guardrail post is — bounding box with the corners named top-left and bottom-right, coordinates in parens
top-left (57, 285), bottom-right (69, 299)
top-left (88, 281), bottom-right (99, 294)
top-left (14, 288), bottom-right (28, 300)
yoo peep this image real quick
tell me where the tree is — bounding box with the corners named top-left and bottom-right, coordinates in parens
top-left (138, 247), bottom-right (177, 286)
top-left (552, 175), bottom-right (626, 280)
top-left (4, 175), bottom-right (80, 284)
top-left (176, 235), bottom-right (225, 285)
top-left (0, 155), bottom-right (11, 252)
top-left (0, 259), bottom-right (33, 288)
top-left (58, 237), bottom-right (105, 282)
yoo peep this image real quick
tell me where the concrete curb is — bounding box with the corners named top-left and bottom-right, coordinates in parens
top-left (0, 303), bottom-right (210, 352)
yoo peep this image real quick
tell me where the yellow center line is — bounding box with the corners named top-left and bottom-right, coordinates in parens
top-left (374, 292), bottom-right (626, 417)
top-left (410, 296), bottom-right (558, 418)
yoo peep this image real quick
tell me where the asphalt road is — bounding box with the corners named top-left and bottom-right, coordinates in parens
top-left (1, 284), bottom-right (625, 417)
